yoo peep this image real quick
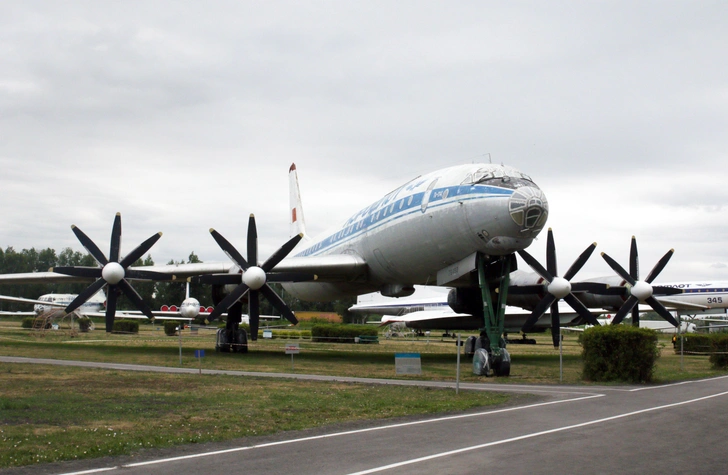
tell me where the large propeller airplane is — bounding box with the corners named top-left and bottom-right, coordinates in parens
top-left (0, 162), bottom-right (688, 375)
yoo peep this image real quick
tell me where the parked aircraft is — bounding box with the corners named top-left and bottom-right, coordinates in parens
top-left (0, 162), bottom-right (681, 375)
top-left (0, 292), bottom-right (104, 316)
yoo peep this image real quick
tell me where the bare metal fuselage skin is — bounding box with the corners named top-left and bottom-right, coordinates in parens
top-left (283, 164), bottom-right (548, 301)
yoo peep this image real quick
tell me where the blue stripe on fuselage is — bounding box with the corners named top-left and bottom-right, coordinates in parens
top-left (294, 184), bottom-right (513, 257)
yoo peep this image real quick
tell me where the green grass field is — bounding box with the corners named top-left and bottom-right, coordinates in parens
top-left (0, 319), bottom-right (726, 469)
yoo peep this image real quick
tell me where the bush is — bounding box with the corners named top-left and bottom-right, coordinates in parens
top-left (164, 321), bottom-right (181, 336)
top-left (77, 316), bottom-right (92, 332)
top-left (311, 324), bottom-right (378, 343)
top-left (21, 317), bottom-right (51, 329)
top-left (112, 319), bottom-right (139, 334)
top-left (710, 334), bottom-right (728, 369)
top-left (581, 325), bottom-right (659, 383)
top-left (676, 333), bottom-right (712, 354)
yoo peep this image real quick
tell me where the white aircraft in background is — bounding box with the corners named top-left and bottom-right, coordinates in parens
top-left (351, 277), bottom-right (728, 334)
top-left (0, 162), bottom-right (688, 375)
top-left (0, 292), bottom-right (105, 316)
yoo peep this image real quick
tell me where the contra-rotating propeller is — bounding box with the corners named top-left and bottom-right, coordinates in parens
top-left (50, 213), bottom-right (175, 332)
top-left (196, 214), bottom-right (315, 340)
top-left (600, 236), bottom-right (681, 328)
top-left (513, 228), bottom-right (604, 347)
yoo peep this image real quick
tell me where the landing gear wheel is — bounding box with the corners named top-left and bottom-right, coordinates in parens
top-left (215, 328), bottom-right (230, 353)
top-left (472, 348), bottom-right (492, 377)
top-left (492, 348), bottom-right (511, 377)
top-left (233, 328), bottom-right (249, 354)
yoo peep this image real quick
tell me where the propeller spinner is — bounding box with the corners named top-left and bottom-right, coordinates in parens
top-left (50, 213), bottom-right (175, 332)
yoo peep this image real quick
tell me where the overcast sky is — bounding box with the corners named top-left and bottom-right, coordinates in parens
top-left (1, 1), bottom-right (726, 284)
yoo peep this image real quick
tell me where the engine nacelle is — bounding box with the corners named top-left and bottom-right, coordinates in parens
top-left (212, 266), bottom-right (244, 306)
top-left (447, 287), bottom-right (484, 318)
top-left (380, 284), bottom-right (415, 298)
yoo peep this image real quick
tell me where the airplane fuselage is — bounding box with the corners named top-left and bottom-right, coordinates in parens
top-left (34, 293), bottom-right (105, 315)
top-left (284, 164), bottom-right (549, 301)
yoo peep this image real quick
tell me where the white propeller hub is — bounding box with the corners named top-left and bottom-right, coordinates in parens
top-left (243, 266), bottom-right (266, 290)
top-left (631, 280), bottom-right (653, 301)
top-left (102, 262), bottom-right (125, 285)
top-left (547, 277), bottom-right (571, 299)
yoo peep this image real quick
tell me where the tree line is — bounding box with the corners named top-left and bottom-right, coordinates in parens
top-left (0, 246), bottom-right (358, 321)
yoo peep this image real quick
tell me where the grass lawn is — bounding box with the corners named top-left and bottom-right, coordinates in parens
top-left (0, 319), bottom-right (726, 469)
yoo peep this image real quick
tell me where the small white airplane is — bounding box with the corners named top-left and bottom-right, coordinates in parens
top-left (0, 161), bottom-right (686, 374)
top-left (0, 291), bottom-right (105, 316)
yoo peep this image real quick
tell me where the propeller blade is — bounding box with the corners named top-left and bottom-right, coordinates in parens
top-left (261, 284), bottom-right (299, 325)
top-left (50, 266), bottom-right (102, 279)
top-left (124, 269), bottom-right (176, 281)
top-left (563, 243), bottom-right (597, 281)
top-left (521, 294), bottom-right (556, 333)
top-left (266, 272), bottom-right (317, 283)
top-left (645, 249), bottom-right (674, 284)
top-left (651, 286), bottom-right (683, 296)
top-left (208, 283), bottom-right (250, 321)
top-left (247, 214), bottom-right (258, 267)
top-left (262, 234), bottom-right (303, 272)
top-left (629, 235), bottom-right (639, 280)
top-left (570, 282), bottom-right (610, 294)
top-left (645, 296), bottom-right (680, 327)
top-left (632, 304), bottom-right (640, 327)
top-left (210, 229), bottom-right (249, 270)
top-left (71, 225), bottom-right (108, 266)
top-left (65, 279), bottom-right (107, 314)
top-left (248, 290), bottom-right (260, 341)
top-left (546, 229), bottom-right (557, 277)
top-left (119, 232), bottom-right (163, 268)
top-left (550, 301), bottom-right (560, 348)
top-left (582, 284), bottom-right (626, 296)
top-left (517, 249), bottom-right (554, 282)
top-left (611, 296), bottom-right (639, 325)
top-left (193, 274), bottom-right (242, 286)
top-left (601, 252), bottom-right (636, 286)
top-left (105, 287), bottom-right (118, 332)
top-left (564, 293), bottom-right (600, 326)
top-left (507, 284), bottom-right (547, 295)
top-left (117, 279), bottom-right (155, 320)
top-left (110, 213), bottom-right (122, 263)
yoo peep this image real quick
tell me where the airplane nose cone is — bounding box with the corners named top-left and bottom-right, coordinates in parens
top-left (508, 186), bottom-right (548, 238)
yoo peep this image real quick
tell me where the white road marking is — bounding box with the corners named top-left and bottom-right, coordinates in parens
top-left (347, 390), bottom-right (728, 474)
top-left (57, 394), bottom-right (603, 475)
top-left (627, 373), bottom-right (728, 391)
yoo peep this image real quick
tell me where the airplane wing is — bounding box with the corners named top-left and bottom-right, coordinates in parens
top-left (0, 311), bottom-right (38, 317)
top-left (380, 304), bottom-right (584, 333)
top-left (0, 255), bottom-right (368, 285)
top-left (81, 311), bottom-right (195, 322)
top-left (654, 297), bottom-right (709, 310)
top-left (0, 294), bottom-right (66, 308)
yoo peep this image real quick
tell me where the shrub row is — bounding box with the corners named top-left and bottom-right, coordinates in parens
top-left (581, 325), bottom-right (659, 383)
top-left (311, 324), bottom-right (378, 343)
top-left (709, 333), bottom-right (728, 369)
top-left (112, 319), bottom-right (139, 334)
top-left (77, 316), bottom-right (92, 332)
top-left (21, 317), bottom-right (51, 329)
top-left (674, 333), bottom-right (713, 354)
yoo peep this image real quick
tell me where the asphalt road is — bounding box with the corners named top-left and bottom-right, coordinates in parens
top-left (2, 356), bottom-right (727, 475)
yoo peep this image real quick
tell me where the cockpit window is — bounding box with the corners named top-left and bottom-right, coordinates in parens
top-left (462, 166), bottom-right (535, 188)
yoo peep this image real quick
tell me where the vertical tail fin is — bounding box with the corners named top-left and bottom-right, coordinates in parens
top-left (289, 163), bottom-right (308, 238)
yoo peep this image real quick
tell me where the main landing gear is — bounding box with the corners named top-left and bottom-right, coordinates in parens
top-left (471, 253), bottom-right (513, 377)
